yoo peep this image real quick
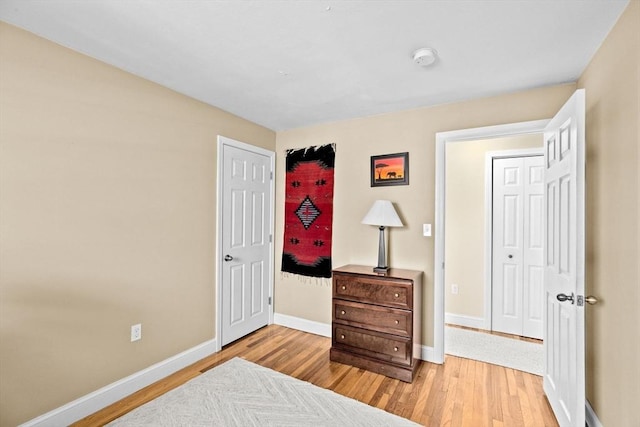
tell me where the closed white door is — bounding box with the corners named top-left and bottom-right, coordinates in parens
top-left (492, 155), bottom-right (544, 339)
top-left (543, 90), bottom-right (585, 427)
top-left (220, 137), bottom-right (273, 346)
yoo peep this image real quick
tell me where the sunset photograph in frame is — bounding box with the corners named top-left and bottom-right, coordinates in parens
top-left (370, 152), bottom-right (409, 187)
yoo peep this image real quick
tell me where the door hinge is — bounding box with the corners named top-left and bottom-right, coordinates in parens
top-left (270, 171), bottom-right (273, 180)
top-left (268, 296), bottom-right (272, 305)
top-left (269, 234), bottom-right (272, 243)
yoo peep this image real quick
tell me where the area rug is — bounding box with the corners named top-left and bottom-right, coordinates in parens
top-left (282, 144), bottom-right (335, 278)
top-left (445, 326), bottom-right (543, 375)
top-left (107, 357), bottom-right (418, 426)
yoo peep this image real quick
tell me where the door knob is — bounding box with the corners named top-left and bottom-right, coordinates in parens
top-left (585, 295), bottom-right (599, 305)
top-left (224, 254), bottom-right (233, 262)
top-left (508, 254), bottom-right (513, 259)
top-left (556, 293), bottom-right (575, 304)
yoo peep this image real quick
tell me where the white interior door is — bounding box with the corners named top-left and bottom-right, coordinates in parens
top-left (543, 89), bottom-right (585, 427)
top-left (492, 157), bottom-right (525, 336)
top-left (219, 137), bottom-right (273, 347)
top-left (492, 155), bottom-right (544, 339)
top-left (522, 156), bottom-right (545, 339)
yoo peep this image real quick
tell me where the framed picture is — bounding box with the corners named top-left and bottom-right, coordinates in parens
top-left (371, 152), bottom-right (409, 187)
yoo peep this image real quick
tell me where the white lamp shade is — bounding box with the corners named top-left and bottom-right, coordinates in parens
top-left (361, 200), bottom-right (403, 227)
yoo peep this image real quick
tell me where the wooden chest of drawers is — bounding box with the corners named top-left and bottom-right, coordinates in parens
top-left (330, 264), bottom-right (422, 382)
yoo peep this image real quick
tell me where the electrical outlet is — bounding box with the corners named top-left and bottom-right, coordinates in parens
top-left (451, 284), bottom-right (459, 295)
top-left (131, 324), bottom-right (142, 342)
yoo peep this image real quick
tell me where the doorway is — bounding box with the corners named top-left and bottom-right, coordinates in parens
top-left (216, 136), bottom-right (275, 350)
top-left (436, 91), bottom-right (587, 426)
top-left (434, 119), bottom-right (549, 364)
top-left (442, 134), bottom-right (544, 371)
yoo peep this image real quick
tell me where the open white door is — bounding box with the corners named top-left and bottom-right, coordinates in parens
top-left (218, 136), bottom-right (274, 347)
top-left (543, 89), bottom-right (585, 427)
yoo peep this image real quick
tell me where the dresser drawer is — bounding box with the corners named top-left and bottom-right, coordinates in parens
top-left (332, 324), bottom-right (411, 366)
top-left (333, 273), bottom-right (412, 309)
top-left (333, 299), bottom-right (412, 337)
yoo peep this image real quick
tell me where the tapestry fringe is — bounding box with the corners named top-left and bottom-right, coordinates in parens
top-left (280, 272), bottom-right (331, 286)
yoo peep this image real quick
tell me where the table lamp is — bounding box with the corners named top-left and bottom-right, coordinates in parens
top-left (361, 200), bottom-right (403, 273)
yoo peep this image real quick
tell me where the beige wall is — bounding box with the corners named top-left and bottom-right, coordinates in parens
top-left (275, 83), bottom-right (576, 346)
top-left (445, 134), bottom-right (542, 320)
top-left (577, 1), bottom-right (639, 425)
top-left (0, 22), bottom-right (275, 426)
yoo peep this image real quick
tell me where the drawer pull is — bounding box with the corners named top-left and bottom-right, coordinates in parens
top-left (394, 320), bottom-right (399, 325)
top-left (341, 285), bottom-right (346, 290)
top-left (340, 334), bottom-right (345, 340)
top-left (394, 293), bottom-right (399, 298)
top-left (340, 310), bottom-right (346, 315)
top-left (393, 346), bottom-right (399, 352)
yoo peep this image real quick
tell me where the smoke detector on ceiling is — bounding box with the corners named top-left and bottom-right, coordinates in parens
top-left (413, 48), bottom-right (438, 67)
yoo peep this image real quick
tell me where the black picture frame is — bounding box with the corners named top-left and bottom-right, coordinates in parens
top-left (371, 152), bottom-right (409, 187)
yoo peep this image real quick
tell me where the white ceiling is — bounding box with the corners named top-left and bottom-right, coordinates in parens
top-left (0, 1), bottom-right (629, 131)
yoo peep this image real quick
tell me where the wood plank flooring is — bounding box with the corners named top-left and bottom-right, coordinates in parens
top-left (73, 325), bottom-right (558, 427)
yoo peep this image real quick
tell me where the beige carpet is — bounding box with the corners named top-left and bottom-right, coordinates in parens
top-left (107, 357), bottom-right (419, 426)
top-left (445, 326), bottom-right (543, 375)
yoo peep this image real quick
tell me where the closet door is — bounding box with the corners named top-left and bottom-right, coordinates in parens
top-left (492, 156), bottom-right (543, 339)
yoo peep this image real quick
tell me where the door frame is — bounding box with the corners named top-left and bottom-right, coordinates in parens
top-left (434, 119), bottom-right (549, 363)
top-left (215, 135), bottom-right (275, 352)
top-left (483, 148), bottom-right (544, 331)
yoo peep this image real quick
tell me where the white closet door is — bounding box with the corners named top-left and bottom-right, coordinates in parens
top-left (492, 155), bottom-right (544, 339)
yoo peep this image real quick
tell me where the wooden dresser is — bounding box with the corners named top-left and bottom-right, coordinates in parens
top-left (330, 264), bottom-right (422, 382)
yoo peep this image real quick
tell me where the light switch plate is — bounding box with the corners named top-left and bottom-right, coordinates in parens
top-left (423, 224), bottom-right (432, 237)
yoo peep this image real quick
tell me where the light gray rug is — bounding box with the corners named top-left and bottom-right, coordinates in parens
top-left (445, 326), bottom-right (543, 376)
top-left (107, 357), bottom-right (419, 426)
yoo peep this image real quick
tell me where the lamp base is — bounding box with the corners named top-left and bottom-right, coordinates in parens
top-left (373, 266), bottom-right (389, 274)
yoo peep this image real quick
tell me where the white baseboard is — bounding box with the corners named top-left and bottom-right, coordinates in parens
top-left (420, 345), bottom-right (439, 363)
top-left (445, 313), bottom-right (486, 329)
top-left (20, 339), bottom-right (217, 427)
top-left (586, 399), bottom-right (603, 427)
top-left (273, 313), bottom-right (331, 337)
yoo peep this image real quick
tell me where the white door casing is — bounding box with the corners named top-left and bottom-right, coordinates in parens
top-left (492, 155), bottom-right (544, 339)
top-left (543, 90), bottom-right (586, 427)
top-left (217, 136), bottom-right (274, 348)
top-left (435, 119), bottom-right (550, 364)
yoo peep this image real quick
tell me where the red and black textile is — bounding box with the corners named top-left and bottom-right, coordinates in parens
top-left (282, 144), bottom-right (335, 278)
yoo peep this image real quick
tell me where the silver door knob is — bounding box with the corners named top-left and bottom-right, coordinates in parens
top-left (556, 293), bottom-right (575, 304)
top-left (224, 254), bottom-right (233, 262)
top-left (585, 295), bottom-right (599, 305)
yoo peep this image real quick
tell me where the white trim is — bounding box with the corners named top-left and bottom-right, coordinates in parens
top-left (19, 339), bottom-right (217, 427)
top-left (586, 400), bottom-right (603, 427)
top-left (434, 119), bottom-right (549, 365)
top-left (273, 313), bottom-right (332, 337)
top-left (483, 148), bottom-right (544, 331)
top-left (420, 345), bottom-right (437, 363)
top-left (216, 136), bottom-right (276, 351)
top-left (445, 313), bottom-right (486, 329)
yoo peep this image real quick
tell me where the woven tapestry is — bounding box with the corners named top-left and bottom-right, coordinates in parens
top-left (282, 144), bottom-right (335, 278)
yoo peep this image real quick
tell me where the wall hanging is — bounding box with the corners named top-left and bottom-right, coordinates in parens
top-left (282, 144), bottom-right (336, 278)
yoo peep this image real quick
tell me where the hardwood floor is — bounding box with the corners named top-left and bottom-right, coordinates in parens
top-left (73, 325), bottom-right (558, 426)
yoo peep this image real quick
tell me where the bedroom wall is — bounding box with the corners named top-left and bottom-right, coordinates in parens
top-left (576, 1), bottom-right (639, 425)
top-left (0, 22), bottom-right (275, 426)
top-left (444, 134), bottom-right (542, 322)
top-left (274, 83), bottom-right (576, 345)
